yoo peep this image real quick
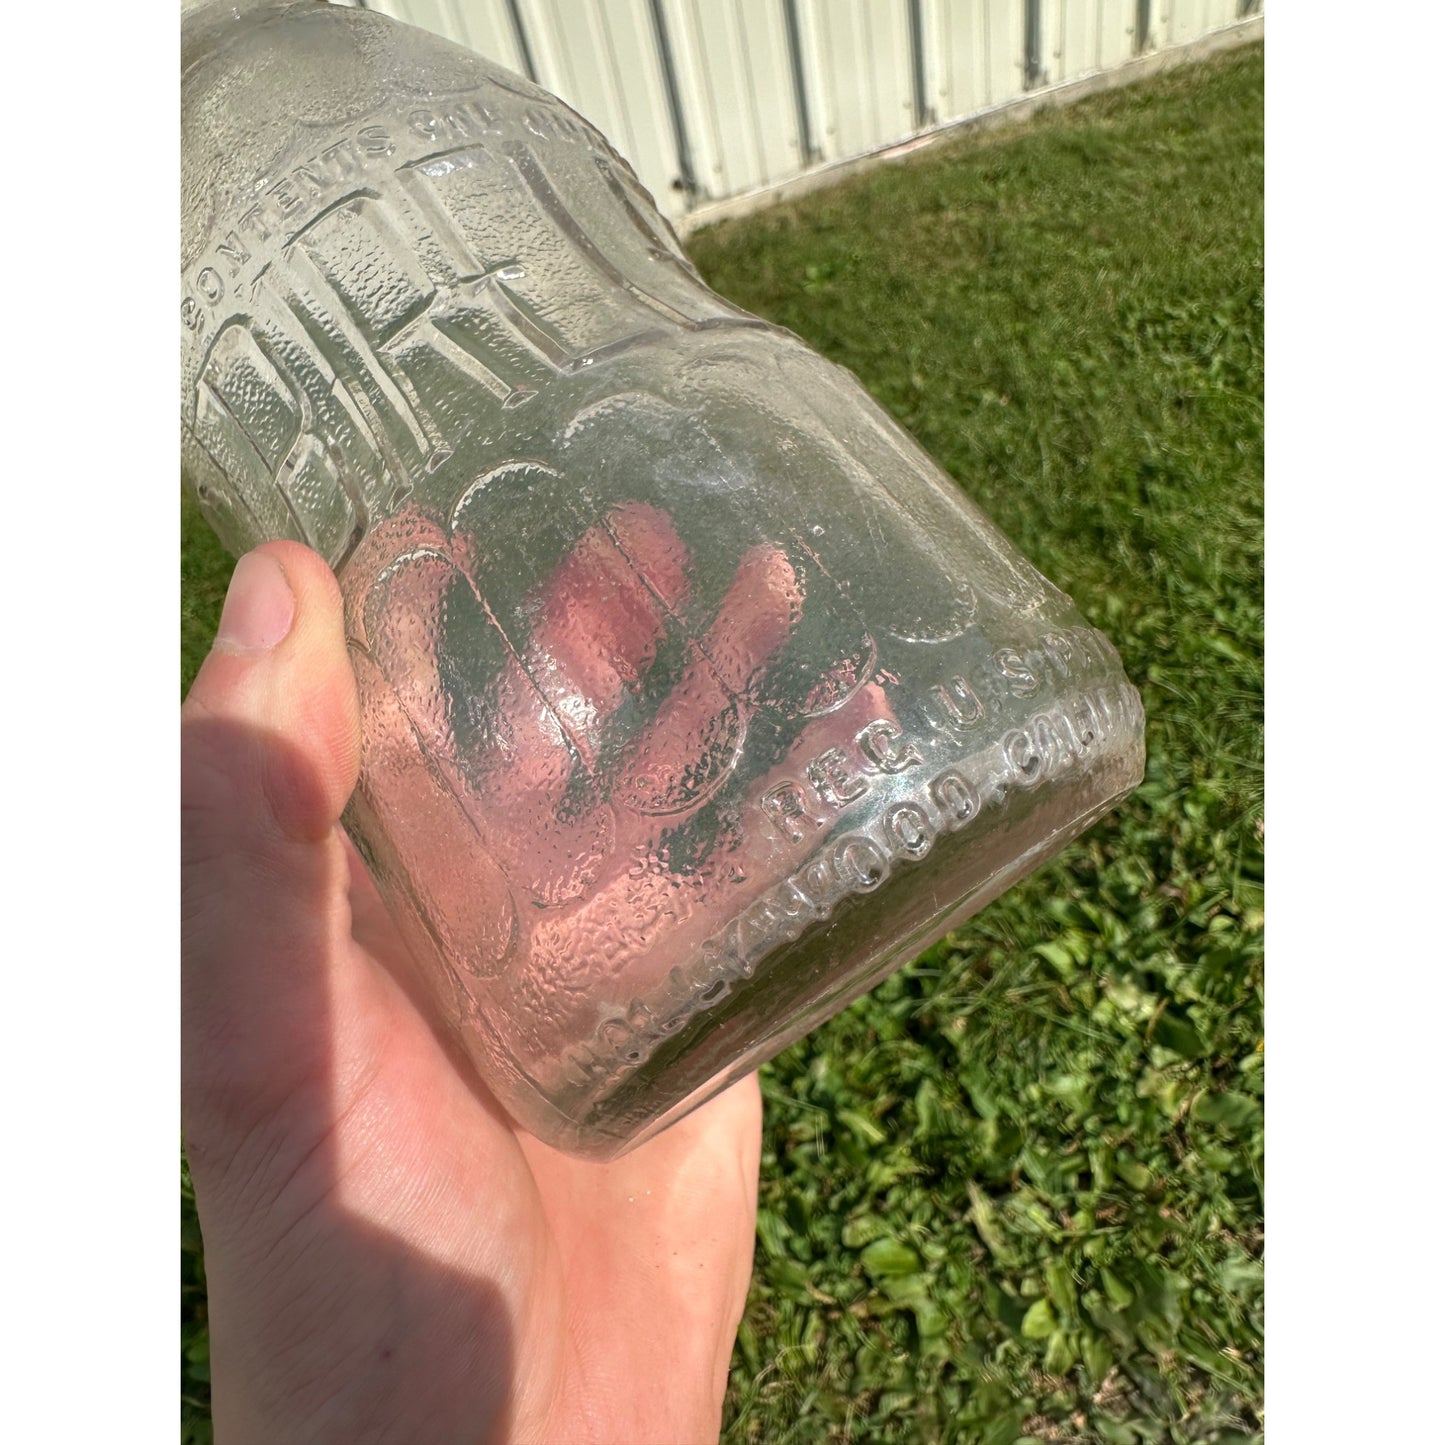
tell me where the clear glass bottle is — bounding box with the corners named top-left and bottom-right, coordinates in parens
top-left (181, 0), bottom-right (1145, 1158)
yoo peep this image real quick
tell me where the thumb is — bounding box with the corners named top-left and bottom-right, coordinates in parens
top-left (182, 541), bottom-right (363, 1145)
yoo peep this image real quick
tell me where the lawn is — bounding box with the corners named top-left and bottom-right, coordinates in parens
top-left (181, 41), bottom-right (1263, 1444)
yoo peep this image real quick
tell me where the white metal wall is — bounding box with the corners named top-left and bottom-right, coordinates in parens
top-left (1155, 0), bottom-right (1241, 49)
top-left (374, 0), bottom-right (530, 70)
top-left (362, 0), bottom-right (1262, 222)
top-left (793, 0), bottom-right (917, 162)
top-left (659, 0), bottom-right (807, 197)
top-left (1045, 0), bottom-right (1138, 86)
top-left (922, 0), bottom-right (1027, 121)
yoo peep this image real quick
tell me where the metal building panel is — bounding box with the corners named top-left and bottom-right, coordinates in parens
top-left (1046, 0), bottom-right (1137, 82)
top-left (794, 0), bottom-right (917, 163)
top-left (659, 0), bottom-right (805, 200)
top-left (1053, 0), bottom-right (1091, 82)
top-left (1211, 0), bottom-right (1246, 33)
top-left (1094, 0), bottom-right (1137, 70)
top-left (366, 0), bottom-right (527, 74)
top-left (339, 0), bottom-right (1260, 227)
top-left (1158, 0), bottom-right (1239, 46)
top-left (504, 0), bottom-right (689, 220)
top-left (444, 0), bottom-right (529, 73)
top-left (922, 0), bottom-right (1027, 122)
top-left (364, 0), bottom-right (451, 40)
top-left (440, 0), bottom-right (530, 73)
top-left (1158, 0), bottom-right (1198, 45)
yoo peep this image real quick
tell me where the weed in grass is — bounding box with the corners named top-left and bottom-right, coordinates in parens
top-left (181, 43), bottom-right (1263, 1445)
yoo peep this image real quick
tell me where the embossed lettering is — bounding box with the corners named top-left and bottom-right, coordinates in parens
top-left (885, 802), bottom-right (933, 858)
top-left (358, 124), bottom-right (395, 156)
top-left (760, 781), bottom-right (823, 843)
top-left (930, 768), bottom-right (978, 826)
top-left (929, 674), bottom-right (985, 733)
top-left (196, 267), bottom-right (224, 304)
top-left (565, 1040), bottom-right (606, 1086)
top-left (857, 718), bottom-right (922, 774)
top-left (1088, 629), bottom-right (1122, 673)
top-left (525, 106), bottom-right (589, 144)
top-left (771, 882), bottom-right (818, 937)
top-left (1002, 727), bottom-right (1044, 786)
top-left (1090, 683), bottom-right (1133, 737)
top-left (806, 747), bottom-right (868, 807)
top-left (267, 176), bottom-right (303, 214)
top-left (215, 230), bottom-right (251, 275)
top-left (836, 835), bottom-right (888, 891)
top-left (794, 857), bottom-right (838, 911)
top-left (1064, 694), bottom-right (1098, 752)
top-left (291, 163), bottom-right (328, 199)
top-left (237, 203), bottom-right (273, 243)
top-left (994, 646), bottom-right (1039, 696)
top-left (558, 681), bottom-right (1143, 1097)
top-left (599, 1017), bottom-right (630, 1051)
top-left (1040, 631), bottom-right (1076, 682)
top-left (317, 140), bottom-right (352, 181)
top-left (737, 902), bottom-right (780, 971)
top-left (1033, 711), bottom-right (1074, 774)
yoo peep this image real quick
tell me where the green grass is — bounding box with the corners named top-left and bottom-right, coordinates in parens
top-left (691, 45), bottom-right (1264, 1444)
top-left (181, 43), bottom-right (1263, 1444)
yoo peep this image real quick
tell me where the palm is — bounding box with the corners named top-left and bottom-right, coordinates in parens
top-left (182, 543), bottom-right (760, 1445)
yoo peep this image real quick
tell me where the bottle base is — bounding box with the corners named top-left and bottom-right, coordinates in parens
top-left (506, 689), bottom-right (1144, 1161)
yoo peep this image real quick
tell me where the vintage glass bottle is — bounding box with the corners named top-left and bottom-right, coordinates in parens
top-left (181, 0), bottom-right (1145, 1157)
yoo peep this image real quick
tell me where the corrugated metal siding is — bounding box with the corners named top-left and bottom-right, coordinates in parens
top-left (365, 0), bottom-right (1261, 219)
top-left (922, 0), bottom-right (1027, 119)
top-left (659, 0), bottom-right (806, 197)
top-left (512, 0), bottom-right (691, 216)
top-left (1046, 0), bottom-right (1137, 83)
top-left (793, 0), bottom-right (917, 162)
top-left (366, 0), bottom-right (529, 73)
top-left (1151, 0), bottom-right (1243, 50)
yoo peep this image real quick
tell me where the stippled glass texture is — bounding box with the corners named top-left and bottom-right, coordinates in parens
top-left (181, 0), bottom-right (1145, 1158)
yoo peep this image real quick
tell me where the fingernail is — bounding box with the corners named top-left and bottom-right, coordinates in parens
top-left (215, 551), bottom-right (296, 654)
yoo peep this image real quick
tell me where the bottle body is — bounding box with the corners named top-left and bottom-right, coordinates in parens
top-left (182, 0), bottom-right (1144, 1157)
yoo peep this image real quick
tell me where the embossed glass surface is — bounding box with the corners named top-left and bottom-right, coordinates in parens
top-left (181, 0), bottom-right (1145, 1158)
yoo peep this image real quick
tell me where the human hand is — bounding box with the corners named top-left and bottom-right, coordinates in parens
top-left (182, 541), bottom-right (762, 1444)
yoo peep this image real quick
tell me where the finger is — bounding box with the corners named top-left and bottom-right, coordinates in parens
top-left (602, 497), bottom-right (692, 612)
top-left (615, 543), bottom-right (800, 817)
top-left (451, 472), bottom-right (690, 768)
top-left (503, 547), bottom-right (805, 1050)
top-left (521, 501), bottom-right (692, 766)
top-left (700, 544), bottom-right (802, 696)
top-left (517, 1072), bottom-right (761, 1427)
top-left (349, 641), bottom-right (521, 975)
top-left (361, 541), bottom-right (610, 912)
top-left (182, 541), bottom-right (363, 1131)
